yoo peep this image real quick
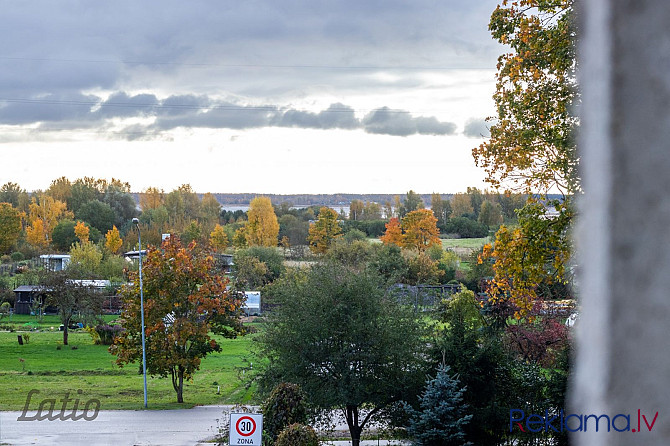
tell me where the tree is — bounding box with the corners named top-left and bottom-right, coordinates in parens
top-left (401, 209), bottom-right (440, 252)
top-left (307, 207), bottom-right (342, 254)
top-left (103, 184), bottom-right (136, 228)
top-left (111, 237), bottom-right (245, 403)
top-left (349, 199), bottom-right (364, 221)
top-left (0, 203), bottom-right (22, 254)
top-left (209, 224), bottom-right (229, 252)
top-left (246, 196), bottom-right (279, 247)
top-left (451, 194), bottom-right (474, 218)
top-left (140, 187), bottom-right (164, 210)
top-left (478, 200), bottom-right (503, 227)
top-left (200, 193), bottom-right (221, 226)
top-left (26, 195), bottom-right (73, 248)
top-left (68, 177), bottom-right (104, 214)
top-left (473, 0), bottom-right (578, 195)
top-left (74, 221), bottom-right (90, 244)
top-left (105, 226), bottom-right (123, 254)
top-left (46, 176), bottom-right (72, 203)
top-left (0, 182), bottom-right (27, 208)
top-left (431, 193), bottom-right (452, 227)
top-left (76, 200), bottom-right (116, 234)
top-left (39, 267), bottom-right (103, 345)
top-left (380, 217), bottom-right (404, 247)
top-left (404, 365), bottom-right (472, 446)
top-left (69, 241), bottom-right (103, 277)
top-left (260, 262), bottom-right (427, 446)
top-left (400, 190), bottom-right (424, 217)
top-left (278, 214), bottom-right (309, 247)
top-left (261, 383), bottom-right (308, 444)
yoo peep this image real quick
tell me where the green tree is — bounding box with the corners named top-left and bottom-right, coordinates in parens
top-left (0, 203), bottom-right (22, 254)
top-left (431, 193), bottom-right (452, 227)
top-left (260, 262), bottom-right (427, 446)
top-left (0, 182), bottom-right (29, 209)
top-left (69, 241), bottom-right (103, 277)
top-left (400, 190), bottom-right (424, 217)
top-left (404, 365), bottom-right (472, 446)
top-left (478, 200), bottom-right (503, 227)
top-left (103, 184), bottom-right (137, 228)
top-left (76, 200), bottom-right (116, 234)
top-left (111, 237), bottom-right (245, 403)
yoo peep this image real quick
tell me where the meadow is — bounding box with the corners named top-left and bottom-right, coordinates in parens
top-left (0, 316), bottom-right (259, 411)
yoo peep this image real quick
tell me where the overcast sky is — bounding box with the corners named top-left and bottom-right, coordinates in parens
top-left (0, 0), bottom-right (502, 194)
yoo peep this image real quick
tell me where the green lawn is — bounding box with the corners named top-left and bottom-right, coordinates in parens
top-left (0, 326), bottom-right (260, 410)
top-left (439, 237), bottom-right (490, 250)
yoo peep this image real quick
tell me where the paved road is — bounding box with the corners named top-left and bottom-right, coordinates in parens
top-left (0, 406), bottom-right (232, 445)
top-left (0, 406), bottom-right (408, 445)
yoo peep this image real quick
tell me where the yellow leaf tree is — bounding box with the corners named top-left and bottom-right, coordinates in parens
top-left (308, 207), bottom-right (342, 254)
top-left (140, 187), bottom-right (164, 211)
top-left (105, 226), bottom-right (123, 254)
top-left (26, 195), bottom-right (72, 248)
top-left (74, 221), bottom-right (90, 244)
top-left (209, 224), bottom-right (229, 252)
top-left (380, 217), bottom-right (404, 247)
top-left (401, 209), bottom-right (440, 252)
top-left (245, 196), bottom-right (279, 247)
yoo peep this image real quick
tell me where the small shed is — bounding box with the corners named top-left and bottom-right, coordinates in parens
top-left (13, 285), bottom-right (54, 315)
top-left (40, 254), bottom-right (70, 271)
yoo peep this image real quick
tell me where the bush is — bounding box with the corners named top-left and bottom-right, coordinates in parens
top-left (261, 382), bottom-right (308, 444)
top-left (95, 324), bottom-right (124, 345)
top-left (274, 424), bottom-right (319, 446)
top-left (10, 251), bottom-right (24, 262)
top-left (441, 217), bottom-right (489, 238)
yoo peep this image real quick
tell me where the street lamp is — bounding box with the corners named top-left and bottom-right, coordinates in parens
top-left (132, 217), bottom-right (148, 408)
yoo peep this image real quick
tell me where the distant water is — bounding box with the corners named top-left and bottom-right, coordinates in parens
top-left (222, 204), bottom-right (351, 217)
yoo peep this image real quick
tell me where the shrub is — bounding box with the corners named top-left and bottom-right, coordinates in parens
top-left (441, 217), bottom-right (489, 238)
top-left (274, 424), bottom-right (319, 446)
top-left (95, 324), bottom-right (124, 345)
top-left (261, 383), bottom-right (308, 444)
top-left (10, 251), bottom-right (24, 262)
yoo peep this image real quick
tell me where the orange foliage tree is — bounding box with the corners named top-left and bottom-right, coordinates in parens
top-left (380, 217), bottom-right (404, 247)
top-left (111, 237), bottom-right (246, 403)
top-left (401, 209), bottom-right (440, 252)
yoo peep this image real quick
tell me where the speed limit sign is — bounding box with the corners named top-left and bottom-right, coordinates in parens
top-left (229, 413), bottom-right (263, 445)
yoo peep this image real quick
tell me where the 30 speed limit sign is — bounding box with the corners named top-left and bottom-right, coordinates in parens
top-left (229, 413), bottom-right (263, 445)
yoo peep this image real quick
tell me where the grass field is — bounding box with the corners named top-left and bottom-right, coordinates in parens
top-left (439, 237), bottom-right (490, 250)
top-left (0, 320), bottom-right (260, 411)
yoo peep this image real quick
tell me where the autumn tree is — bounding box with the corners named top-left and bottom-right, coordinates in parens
top-left (380, 217), bottom-right (404, 247)
top-left (451, 194), bottom-right (474, 218)
top-left (209, 224), bottom-right (229, 252)
top-left (140, 187), bottom-right (164, 210)
top-left (308, 207), bottom-right (342, 254)
top-left (199, 193), bottom-right (221, 227)
top-left (26, 195), bottom-right (73, 249)
top-left (46, 176), bottom-right (72, 203)
top-left (0, 203), bottom-right (22, 254)
top-left (474, 0), bottom-right (577, 317)
top-left (362, 201), bottom-right (382, 220)
top-left (69, 241), bottom-right (103, 276)
top-left (111, 237), bottom-right (246, 403)
top-left (105, 226), bottom-right (123, 254)
top-left (473, 0), bottom-right (578, 195)
top-left (74, 221), bottom-right (90, 244)
top-left (245, 196), bottom-right (279, 247)
top-left (401, 209), bottom-right (440, 252)
top-left (431, 193), bottom-right (452, 227)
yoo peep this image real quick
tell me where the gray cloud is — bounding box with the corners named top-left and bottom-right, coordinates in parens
top-left (463, 117), bottom-right (491, 138)
top-left (362, 107), bottom-right (457, 136)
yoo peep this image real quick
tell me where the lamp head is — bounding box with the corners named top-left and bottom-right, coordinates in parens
top-left (132, 217), bottom-right (140, 225)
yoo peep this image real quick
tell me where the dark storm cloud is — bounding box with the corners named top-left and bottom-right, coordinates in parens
top-left (362, 107), bottom-right (457, 136)
top-left (463, 117), bottom-right (491, 138)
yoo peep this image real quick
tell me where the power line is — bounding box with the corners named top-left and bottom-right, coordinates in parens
top-left (0, 55), bottom-right (495, 71)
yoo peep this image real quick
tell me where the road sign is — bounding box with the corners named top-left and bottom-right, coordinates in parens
top-left (229, 413), bottom-right (263, 446)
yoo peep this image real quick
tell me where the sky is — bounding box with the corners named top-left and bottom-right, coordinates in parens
top-left (0, 0), bottom-right (503, 195)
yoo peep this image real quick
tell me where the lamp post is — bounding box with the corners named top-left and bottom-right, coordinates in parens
top-left (132, 218), bottom-right (148, 408)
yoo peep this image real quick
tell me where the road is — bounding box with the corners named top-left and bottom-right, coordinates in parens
top-left (0, 406), bottom-right (407, 445)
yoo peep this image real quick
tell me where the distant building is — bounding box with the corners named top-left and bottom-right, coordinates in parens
top-left (40, 254), bottom-right (70, 271)
top-left (243, 291), bottom-right (261, 316)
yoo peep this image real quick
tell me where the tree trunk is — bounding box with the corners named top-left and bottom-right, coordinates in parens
top-left (63, 326), bottom-right (68, 345)
top-left (345, 405), bottom-right (362, 446)
top-left (177, 367), bottom-right (184, 403)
